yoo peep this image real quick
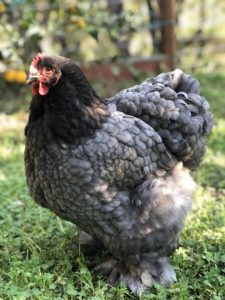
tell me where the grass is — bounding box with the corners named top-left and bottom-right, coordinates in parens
top-left (0, 73), bottom-right (225, 300)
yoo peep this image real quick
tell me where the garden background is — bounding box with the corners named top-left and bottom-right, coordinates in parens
top-left (0, 1), bottom-right (225, 299)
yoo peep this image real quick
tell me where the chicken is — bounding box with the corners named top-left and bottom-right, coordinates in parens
top-left (25, 53), bottom-right (213, 295)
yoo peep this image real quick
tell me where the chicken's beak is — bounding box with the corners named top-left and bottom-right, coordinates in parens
top-left (26, 73), bottom-right (41, 84)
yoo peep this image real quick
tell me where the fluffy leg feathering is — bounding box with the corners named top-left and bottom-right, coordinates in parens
top-left (86, 164), bottom-right (195, 295)
top-left (94, 257), bottom-right (176, 295)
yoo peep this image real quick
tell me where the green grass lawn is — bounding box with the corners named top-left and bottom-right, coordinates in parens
top-left (0, 73), bottom-right (225, 300)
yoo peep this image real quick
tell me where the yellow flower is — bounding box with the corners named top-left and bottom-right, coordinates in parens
top-left (75, 18), bottom-right (87, 29)
top-left (4, 70), bottom-right (27, 84)
top-left (0, 2), bottom-right (6, 14)
top-left (3, 70), bottom-right (17, 82)
top-left (15, 70), bottom-right (27, 84)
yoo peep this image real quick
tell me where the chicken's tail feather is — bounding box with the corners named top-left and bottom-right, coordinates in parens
top-left (109, 69), bottom-right (214, 170)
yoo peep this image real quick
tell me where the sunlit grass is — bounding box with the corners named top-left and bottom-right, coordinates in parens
top-left (0, 74), bottom-right (224, 299)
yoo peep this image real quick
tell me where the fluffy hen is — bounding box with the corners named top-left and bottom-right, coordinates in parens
top-left (25, 54), bottom-right (213, 295)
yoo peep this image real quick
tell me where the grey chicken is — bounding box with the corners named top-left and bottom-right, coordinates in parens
top-left (25, 53), bottom-right (213, 295)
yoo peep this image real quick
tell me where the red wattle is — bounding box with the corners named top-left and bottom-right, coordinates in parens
top-left (39, 82), bottom-right (49, 95)
top-left (31, 82), bottom-right (39, 96)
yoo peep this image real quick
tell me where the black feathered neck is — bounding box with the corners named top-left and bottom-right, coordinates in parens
top-left (25, 64), bottom-right (109, 143)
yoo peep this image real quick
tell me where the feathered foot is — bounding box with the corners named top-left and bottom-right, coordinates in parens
top-left (94, 257), bottom-right (177, 296)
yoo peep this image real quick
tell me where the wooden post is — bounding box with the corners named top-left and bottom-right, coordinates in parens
top-left (159, 0), bottom-right (177, 70)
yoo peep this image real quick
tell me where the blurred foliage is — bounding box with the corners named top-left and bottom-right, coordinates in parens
top-left (0, 0), bottom-right (225, 113)
top-left (0, 0), bottom-right (150, 71)
top-left (0, 0), bottom-right (224, 71)
top-left (176, 0), bottom-right (225, 71)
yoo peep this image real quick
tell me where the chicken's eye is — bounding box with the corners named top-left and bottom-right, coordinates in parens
top-left (43, 66), bottom-right (54, 73)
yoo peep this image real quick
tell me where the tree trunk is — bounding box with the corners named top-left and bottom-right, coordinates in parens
top-left (158, 0), bottom-right (177, 70)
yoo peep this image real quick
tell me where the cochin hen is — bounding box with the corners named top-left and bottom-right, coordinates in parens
top-left (25, 53), bottom-right (213, 295)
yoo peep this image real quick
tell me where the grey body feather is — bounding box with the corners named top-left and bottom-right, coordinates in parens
top-left (25, 62), bottom-right (213, 295)
top-left (109, 69), bottom-right (214, 170)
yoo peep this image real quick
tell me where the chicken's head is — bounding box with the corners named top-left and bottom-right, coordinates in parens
top-left (27, 53), bottom-right (62, 96)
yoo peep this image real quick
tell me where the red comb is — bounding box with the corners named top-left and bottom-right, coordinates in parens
top-left (31, 53), bottom-right (45, 68)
